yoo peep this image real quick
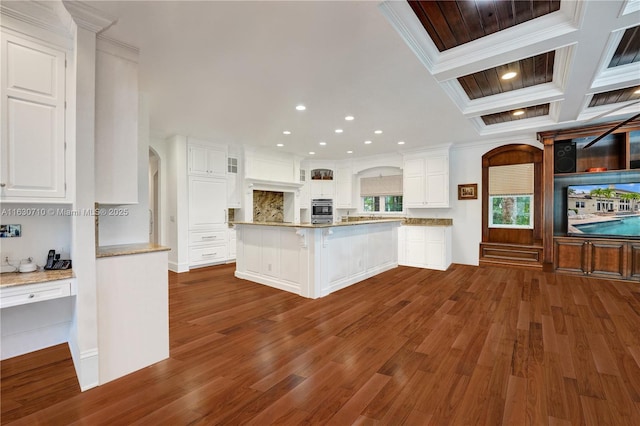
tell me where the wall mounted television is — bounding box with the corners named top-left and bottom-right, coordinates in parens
top-left (567, 182), bottom-right (640, 239)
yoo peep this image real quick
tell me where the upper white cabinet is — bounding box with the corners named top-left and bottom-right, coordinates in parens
top-left (299, 169), bottom-right (310, 208)
top-left (403, 148), bottom-right (450, 208)
top-left (188, 140), bottom-right (226, 178)
top-left (310, 179), bottom-right (335, 199)
top-left (1, 32), bottom-right (67, 201)
top-left (335, 166), bottom-right (353, 208)
top-left (227, 154), bottom-right (241, 208)
top-left (95, 37), bottom-right (139, 204)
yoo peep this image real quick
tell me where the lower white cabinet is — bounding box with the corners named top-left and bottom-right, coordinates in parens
top-left (189, 244), bottom-right (228, 266)
top-left (1, 278), bottom-right (75, 360)
top-left (228, 228), bottom-right (237, 260)
top-left (188, 229), bottom-right (228, 267)
top-left (0, 280), bottom-right (72, 309)
top-left (399, 225), bottom-right (452, 271)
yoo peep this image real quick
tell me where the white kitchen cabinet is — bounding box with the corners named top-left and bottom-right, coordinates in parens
top-left (188, 176), bottom-right (227, 229)
top-left (95, 37), bottom-right (139, 204)
top-left (1, 32), bottom-right (68, 201)
top-left (399, 225), bottom-right (452, 271)
top-left (0, 279), bottom-right (73, 309)
top-left (227, 156), bottom-right (241, 208)
top-left (188, 174), bottom-right (229, 268)
top-left (228, 228), bottom-right (237, 260)
top-left (403, 149), bottom-right (450, 208)
top-left (188, 141), bottom-right (227, 178)
top-left (310, 179), bottom-right (335, 199)
top-left (335, 167), bottom-right (353, 208)
top-left (299, 169), bottom-right (310, 209)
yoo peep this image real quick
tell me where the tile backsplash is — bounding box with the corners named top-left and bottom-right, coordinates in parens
top-left (253, 190), bottom-right (284, 222)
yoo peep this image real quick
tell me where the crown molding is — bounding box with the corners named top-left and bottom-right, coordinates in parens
top-left (62, 0), bottom-right (115, 33)
top-left (0, 1), bottom-right (73, 38)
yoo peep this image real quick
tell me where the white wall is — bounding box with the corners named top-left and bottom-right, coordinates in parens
top-left (165, 135), bottom-right (189, 272)
top-left (97, 94), bottom-right (150, 246)
top-left (0, 206), bottom-right (72, 271)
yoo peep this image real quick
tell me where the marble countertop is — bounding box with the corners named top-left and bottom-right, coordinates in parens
top-left (232, 218), bottom-right (453, 228)
top-left (232, 219), bottom-right (403, 228)
top-left (1, 269), bottom-right (75, 288)
top-left (96, 243), bottom-right (171, 258)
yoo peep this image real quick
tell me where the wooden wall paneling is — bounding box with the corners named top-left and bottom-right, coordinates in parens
top-left (542, 137), bottom-right (556, 269)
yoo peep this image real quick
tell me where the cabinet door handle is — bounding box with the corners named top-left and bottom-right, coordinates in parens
top-left (202, 253), bottom-right (217, 257)
top-left (202, 236), bottom-right (216, 240)
top-left (28, 294), bottom-right (35, 299)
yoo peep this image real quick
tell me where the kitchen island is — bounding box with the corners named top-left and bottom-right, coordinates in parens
top-left (233, 220), bottom-right (401, 298)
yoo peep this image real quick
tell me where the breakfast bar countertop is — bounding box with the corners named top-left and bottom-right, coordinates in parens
top-left (96, 243), bottom-right (171, 258)
top-left (231, 219), bottom-right (403, 228)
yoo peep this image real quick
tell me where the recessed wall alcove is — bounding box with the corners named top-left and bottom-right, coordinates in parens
top-left (479, 144), bottom-right (544, 269)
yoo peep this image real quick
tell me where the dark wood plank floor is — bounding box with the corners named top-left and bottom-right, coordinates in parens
top-left (2, 263), bottom-right (640, 425)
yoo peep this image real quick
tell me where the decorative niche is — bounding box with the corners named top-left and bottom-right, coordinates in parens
top-left (479, 144), bottom-right (544, 269)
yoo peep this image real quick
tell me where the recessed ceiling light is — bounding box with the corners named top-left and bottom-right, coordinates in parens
top-left (295, 105), bottom-right (306, 111)
top-left (512, 110), bottom-right (525, 116)
top-left (398, 141), bottom-right (405, 145)
top-left (347, 150), bottom-right (353, 154)
top-left (364, 140), bottom-right (372, 145)
top-left (501, 71), bottom-right (517, 80)
top-left (283, 130), bottom-right (291, 135)
top-left (335, 129), bottom-right (343, 133)
top-left (319, 141), bottom-right (327, 146)
top-left (635, 88), bottom-right (640, 94)
top-left (345, 115), bottom-right (354, 121)
top-left (309, 151), bottom-right (315, 155)
top-left (374, 130), bottom-right (383, 134)
top-left (276, 143), bottom-right (284, 147)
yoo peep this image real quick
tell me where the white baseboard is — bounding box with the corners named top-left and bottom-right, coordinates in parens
top-left (323, 262), bottom-right (398, 297)
top-left (235, 271), bottom-right (301, 295)
top-left (168, 261), bottom-right (189, 273)
top-left (0, 321), bottom-right (71, 360)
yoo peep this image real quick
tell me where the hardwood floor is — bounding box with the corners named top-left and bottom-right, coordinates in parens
top-left (2, 263), bottom-right (640, 425)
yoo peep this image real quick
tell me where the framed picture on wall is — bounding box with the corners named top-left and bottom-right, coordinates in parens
top-left (458, 183), bottom-right (477, 200)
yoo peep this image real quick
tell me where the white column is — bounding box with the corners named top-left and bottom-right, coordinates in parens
top-left (63, 0), bottom-right (115, 391)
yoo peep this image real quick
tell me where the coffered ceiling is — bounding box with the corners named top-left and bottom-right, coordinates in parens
top-left (381, 0), bottom-right (640, 135)
top-left (12, 1), bottom-right (638, 160)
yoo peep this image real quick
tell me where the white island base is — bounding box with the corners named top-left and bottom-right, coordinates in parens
top-left (234, 220), bottom-right (401, 299)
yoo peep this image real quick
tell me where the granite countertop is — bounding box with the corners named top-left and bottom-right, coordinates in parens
top-left (0, 269), bottom-right (75, 288)
top-left (341, 217), bottom-right (453, 226)
top-left (96, 243), bottom-right (171, 258)
top-left (232, 219), bottom-right (403, 228)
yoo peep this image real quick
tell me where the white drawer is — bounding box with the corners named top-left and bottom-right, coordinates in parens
top-left (189, 229), bottom-right (227, 246)
top-left (189, 245), bottom-right (228, 265)
top-left (1, 280), bottom-right (72, 309)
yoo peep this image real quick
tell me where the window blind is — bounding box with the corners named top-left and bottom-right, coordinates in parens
top-left (488, 163), bottom-right (534, 195)
top-left (360, 175), bottom-right (403, 196)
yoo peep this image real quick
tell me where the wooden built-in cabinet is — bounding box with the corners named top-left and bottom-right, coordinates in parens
top-left (554, 237), bottom-right (630, 279)
top-left (539, 120), bottom-right (640, 281)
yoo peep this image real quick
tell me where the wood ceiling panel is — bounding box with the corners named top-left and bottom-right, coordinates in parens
top-left (408, 0), bottom-right (561, 52)
top-left (458, 51), bottom-right (555, 100)
top-left (481, 104), bottom-right (550, 125)
top-left (609, 26), bottom-right (640, 68)
top-left (589, 86), bottom-right (640, 107)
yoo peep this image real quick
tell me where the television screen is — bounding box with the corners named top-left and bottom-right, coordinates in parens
top-left (567, 183), bottom-right (640, 239)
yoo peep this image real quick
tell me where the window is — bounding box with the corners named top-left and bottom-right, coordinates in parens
top-left (227, 157), bottom-right (238, 173)
top-left (362, 196), bottom-right (403, 212)
top-left (300, 169), bottom-right (306, 182)
top-left (575, 201), bottom-right (585, 208)
top-left (360, 174), bottom-right (403, 213)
